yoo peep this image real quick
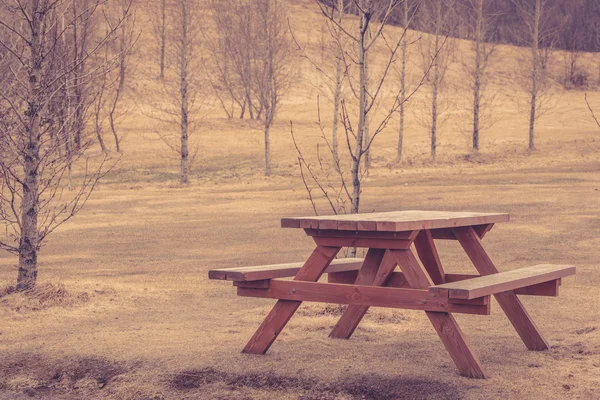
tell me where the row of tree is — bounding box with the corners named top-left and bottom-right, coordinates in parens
top-left (146, 0), bottom-right (292, 180)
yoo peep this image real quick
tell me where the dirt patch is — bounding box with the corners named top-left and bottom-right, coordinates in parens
top-left (169, 367), bottom-right (462, 400)
top-left (298, 303), bottom-right (348, 317)
top-left (0, 353), bottom-right (129, 398)
top-left (0, 282), bottom-right (90, 312)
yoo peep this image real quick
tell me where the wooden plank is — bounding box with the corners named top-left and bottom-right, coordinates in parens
top-left (429, 264), bottom-right (575, 299)
top-left (242, 246), bottom-right (341, 354)
top-left (473, 223), bottom-right (494, 238)
top-left (390, 249), bottom-right (486, 378)
top-left (430, 224), bottom-right (493, 240)
top-left (312, 237), bottom-right (413, 250)
top-left (330, 250), bottom-right (396, 339)
top-left (304, 229), bottom-right (417, 240)
top-left (430, 229), bottom-right (456, 240)
top-left (237, 280), bottom-right (490, 315)
top-left (234, 280), bottom-right (270, 289)
top-left (453, 226), bottom-right (550, 351)
top-left (414, 230), bottom-right (446, 284)
top-left (282, 210), bottom-right (509, 233)
top-left (208, 258), bottom-right (364, 282)
top-left (515, 279), bottom-right (560, 296)
top-left (328, 271), bottom-right (488, 306)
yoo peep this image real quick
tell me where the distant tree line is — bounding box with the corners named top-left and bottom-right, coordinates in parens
top-left (324, 0), bottom-right (600, 53)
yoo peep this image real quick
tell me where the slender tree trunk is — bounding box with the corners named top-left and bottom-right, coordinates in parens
top-left (94, 78), bottom-right (108, 153)
top-left (472, 0), bottom-right (482, 151)
top-left (331, 0), bottom-right (345, 166)
top-left (397, 0), bottom-right (408, 161)
top-left (179, 0), bottom-right (189, 184)
top-left (109, 22), bottom-right (127, 152)
top-left (363, 25), bottom-right (371, 169)
top-left (352, 7), bottom-right (368, 218)
top-left (264, 119), bottom-right (271, 176)
top-left (529, 0), bottom-right (540, 151)
top-left (430, 0), bottom-right (441, 160)
top-left (18, 1), bottom-right (43, 291)
top-left (160, 0), bottom-right (166, 79)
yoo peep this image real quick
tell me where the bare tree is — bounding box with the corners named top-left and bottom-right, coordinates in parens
top-left (107, 1), bottom-right (138, 152)
top-left (459, 0), bottom-right (498, 151)
top-left (253, 0), bottom-right (293, 176)
top-left (396, 0), bottom-right (410, 161)
top-left (143, 0), bottom-right (206, 183)
top-left (513, 0), bottom-right (557, 150)
top-left (0, 0), bottom-right (128, 290)
top-left (149, 0), bottom-right (167, 79)
top-left (292, 0), bottom-right (348, 168)
top-left (416, 0), bottom-right (455, 159)
top-left (207, 0), bottom-right (260, 120)
top-left (294, 0), bottom-right (433, 230)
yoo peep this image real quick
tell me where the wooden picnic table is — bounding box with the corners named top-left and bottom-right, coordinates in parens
top-left (209, 210), bottom-right (575, 378)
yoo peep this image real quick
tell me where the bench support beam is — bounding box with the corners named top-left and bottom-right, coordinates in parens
top-left (242, 245), bottom-right (341, 354)
top-left (453, 227), bottom-right (550, 351)
top-left (390, 249), bottom-right (486, 379)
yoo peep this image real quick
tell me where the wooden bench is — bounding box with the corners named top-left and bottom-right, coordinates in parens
top-left (429, 264), bottom-right (576, 300)
top-left (209, 258), bottom-right (365, 282)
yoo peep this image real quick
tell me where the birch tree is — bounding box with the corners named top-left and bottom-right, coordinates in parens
top-left (0, 0), bottom-right (129, 290)
top-left (513, 0), bottom-right (557, 151)
top-left (461, 0), bottom-right (497, 151)
top-left (146, 0), bottom-right (206, 183)
top-left (295, 0), bottom-right (432, 215)
top-left (253, 0), bottom-right (293, 177)
top-left (417, 0), bottom-right (455, 160)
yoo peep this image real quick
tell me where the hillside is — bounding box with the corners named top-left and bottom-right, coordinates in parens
top-left (0, 1), bottom-right (599, 399)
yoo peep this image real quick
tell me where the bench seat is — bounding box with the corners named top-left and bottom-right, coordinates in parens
top-left (429, 264), bottom-right (576, 300)
top-left (208, 258), bottom-right (364, 282)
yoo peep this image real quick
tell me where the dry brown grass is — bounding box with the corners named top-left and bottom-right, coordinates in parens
top-left (0, 1), bottom-right (599, 399)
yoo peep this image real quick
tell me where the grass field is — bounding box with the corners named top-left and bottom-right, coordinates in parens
top-left (1, 1), bottom-right (600, 399)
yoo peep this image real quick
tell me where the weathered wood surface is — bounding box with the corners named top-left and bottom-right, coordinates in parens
top-left (237, 280), bottom-right (490, 315)
top-left (209, 257), bottom-right (364, 281)
top-left (429, 264), bottom-right (575, 299)
top-left (329, 250), bottom-right (397, 339)
top-left (390, 249), bottom-right (486, 378)
top-left (282, 210), bottom-right (509, 232)
top-left (453, 226), bottom-right (551, 351)
top-left (414, 230), bottom-right (446, 284)
top-left (242, 246), bottom-right (341, 354)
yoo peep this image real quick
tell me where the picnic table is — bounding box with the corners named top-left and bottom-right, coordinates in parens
top-left (209, 210), bottom-right (575, 378)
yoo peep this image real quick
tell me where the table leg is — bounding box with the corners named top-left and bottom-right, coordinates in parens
top-left (453, 226), bottom-right (550, 351)
top-left (329, 248), bottom-right (395, 339)
top-left (414, 230), bottom-right (446, 284)
top-left (242, 245), bottom-right (341, 354)
top-left (390, 249), bottom-right (486, 378)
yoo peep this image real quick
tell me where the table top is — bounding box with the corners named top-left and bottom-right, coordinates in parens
top-left (281, 210), bottom-right (509, 232)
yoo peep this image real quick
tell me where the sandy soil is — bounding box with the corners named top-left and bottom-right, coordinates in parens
top-left (1, 1), bottom-right (600, 399)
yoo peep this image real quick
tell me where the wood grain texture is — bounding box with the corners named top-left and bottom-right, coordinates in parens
top-left (312, 237), bottom-right (413, 250)
top-left (390, 249), bottom-right (486, 378)
top-left (414, 230), bottom-right (446, 284)
top-left (453, 226), bottom-right (551, 351)
top-left (237, 280), bottom-right (490, 315)
top-left (329, 250), bottom-right (396, 339)
top-left (209, 258), bottom-right (363, 281)
top-left (242, 246), bottom-right (340, 354)
top-left (282, 210), bottom-right (509, 232)
top-left (429, 264), bottom-right (575, 299)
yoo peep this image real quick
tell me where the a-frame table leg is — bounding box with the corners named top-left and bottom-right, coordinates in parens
top-left (242, 245), bottom-right (341, 354)
top-left (413, 230), bottom-right (446, 284)
top-left (390, 249), bottom-right (486, 378)
top-left (453, 227), bottom-right (550, 351)
top-left (329, 248), bottom-right (396, 339)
